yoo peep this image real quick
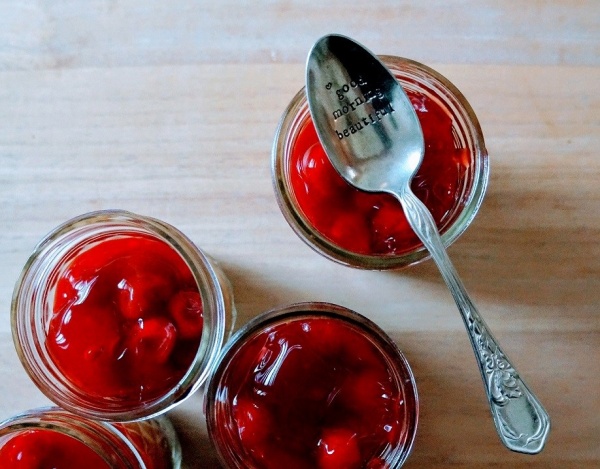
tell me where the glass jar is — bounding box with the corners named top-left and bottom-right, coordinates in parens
top-left (0, 407), bottom-right (181, 469)
top-left (272, 55), bottom-right (489, 269)
top-left (12, 209), bottom-right (236, 421)
top-left (205, 302), bottom-right (418, 469)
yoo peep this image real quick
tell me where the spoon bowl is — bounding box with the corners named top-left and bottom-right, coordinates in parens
top-left (306, 35), bottom-right (424, 195)
top-left (306, 34), bottom-right (550, 454)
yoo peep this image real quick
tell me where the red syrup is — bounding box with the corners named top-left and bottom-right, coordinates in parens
top-left (47, 232), bottom-right (203, 405)
top-left (0, 429), bottom-right (111, 469)
top-left (210, 313), bottom-right (417, 469)
top-left (290, 89), bottom-right (470, 256)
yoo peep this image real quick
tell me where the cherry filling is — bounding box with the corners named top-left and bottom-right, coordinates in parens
top-left (290, 88), bottom-right (470, 256)
top-left (47, 233), bottom-right (203, 405)
top-left (214, 316), bottom-right (411, 469)
top-left (0, 429), bottom-right (110, 469)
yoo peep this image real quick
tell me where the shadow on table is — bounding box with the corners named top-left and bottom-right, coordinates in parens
top-left (217, 261), bottom-right (327, 330)
top-left (386, 187), bottom-right (599, 311)
top-left (168, 392), bottom-right (223, 469)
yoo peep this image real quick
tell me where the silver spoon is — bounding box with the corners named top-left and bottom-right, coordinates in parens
top-left (306, 34), bottom-right (550, 454)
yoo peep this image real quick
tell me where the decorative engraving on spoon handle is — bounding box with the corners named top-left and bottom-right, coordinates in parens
top-left (398, 188), bottom-right (550, 454)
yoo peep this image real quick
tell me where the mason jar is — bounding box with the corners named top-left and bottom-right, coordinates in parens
top-left (205, 302), bottom-right (418, 469)
top-left (272, 55), bottom-right (489, 269)
top-left (11, 209), bottom-right (235, 421)
top-left (0, 406), bottom-right (181, 469)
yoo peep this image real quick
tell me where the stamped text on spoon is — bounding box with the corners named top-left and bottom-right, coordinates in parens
top-left (327, 78), bottom-right (396, 140)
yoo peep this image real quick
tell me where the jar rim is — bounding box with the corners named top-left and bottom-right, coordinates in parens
top-left (0, 406), bottom-right (145, 468)
top-left (205, 301), bottom-right (419, 468)
top-left (272, 55), bottom-right (489, 270)
top-left (11, 209), bottom-right (229, 421)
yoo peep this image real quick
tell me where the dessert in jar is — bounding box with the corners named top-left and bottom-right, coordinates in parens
top-left (205, 302), bottom-right (418, 469)
top-left (0, 407), bottom-right (181, 469)
top-left (272, 55), bottom-right (489, 269)
top-left (11, 210), bottom-right (235, 421)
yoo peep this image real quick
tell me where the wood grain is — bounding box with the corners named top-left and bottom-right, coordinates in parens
top-left (1, 1), bottom-right (598, 68)
top-left (1, 1), bottom-right (598, 468)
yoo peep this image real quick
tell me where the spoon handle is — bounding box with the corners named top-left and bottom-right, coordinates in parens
top-left (397, 188), bottom-right (550, 454)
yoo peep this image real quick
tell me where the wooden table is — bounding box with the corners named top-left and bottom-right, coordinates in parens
top-left (1, 1), bottom-right (598, 467)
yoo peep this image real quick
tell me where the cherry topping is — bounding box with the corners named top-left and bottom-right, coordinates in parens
top-left (0, 431), bottom-right (47, 467)
top-left (316, 428), bottom-right (362, 469)
top-left (289, 87), bottom-right (470, 256)
top-left (48, 233), bottom-right (204, 404)
top-left (168, 290), bottom-right (204, 339)
top-left (233, 396), bottom-right (273, 449)
top-left (117, 268), bottom-right (176, 320)
top-left (214, 316), bottom-right (409, 468)
top-left (0, 430), bottom-right (110, 469)
top-left (128, 317), bottom-right (178, 365)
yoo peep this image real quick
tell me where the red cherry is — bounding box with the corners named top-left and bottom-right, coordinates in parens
top-left (0, 431), bottom-right (47, 467)
top-left (261, 335), bottom-right (335, 416)
top-left (292, 124), bottom-right (372, 250)
top-left (297, 143), bottom-right (326, 187)
top-left (328, 210), bottom-right (372, 254)
top-left (370, 195), bottom-right (408, 234)
top-left (49, 302), bottom-right (122, 364)
top-left (294, 142), bottom-right (353, 230)
top-left (0, 430), bottom-right (110, 469)
top-left (127, 317), bottom-right (178, 365)
top-left (59, 237), bottom-right (140, 298)
top-left (168, 290), bottom-right (203, 340)
top-left (433, 161), bottom-right (459, 196)
top-left (316, 428), bottom-right (362, 469)
top-left (298, 143), bottom-right (348, 196)
top-left (370, 196), bottom-right (413, 255)
top-left (233, 396), bottom-right (273, 449)
top-left (410, 93), bottom-right (454, 151)
top-left (53, 276), bottom-right (79, 314)
top-left (300, 318), bottom-right (346, 360)
top-left (47, 302), bottom-right (128, 398)
top-left (337, 370), bottom-right (393, 415)
top-left (366, 457), bottom-right (391, 469)
top-left (117, 269), bottom-right (176, 320)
